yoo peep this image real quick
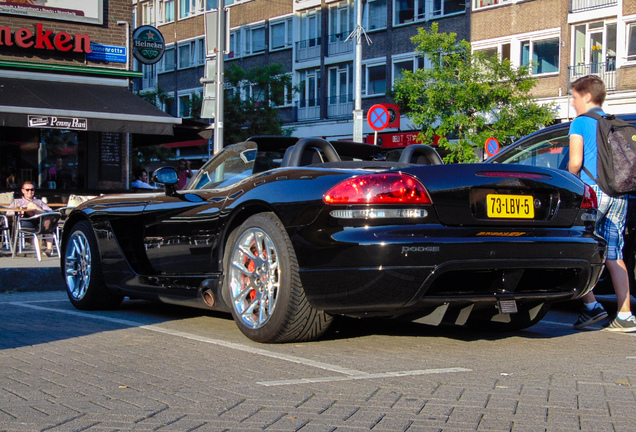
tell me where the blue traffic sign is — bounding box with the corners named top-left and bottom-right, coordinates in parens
top-left (367, 104), bottom-right (390, 131)
top-left (485, 137), bottom-right (500, 157)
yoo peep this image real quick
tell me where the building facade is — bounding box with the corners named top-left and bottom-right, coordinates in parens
top-left (135, 0), bottom-right (469, 145)
top-left (471, 0), bottom-right (636, 120)
top-left (0, 0), bottom-right (179, 200)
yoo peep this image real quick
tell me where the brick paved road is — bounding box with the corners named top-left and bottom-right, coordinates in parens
top-left (1, 291), bottom-right (635, 432)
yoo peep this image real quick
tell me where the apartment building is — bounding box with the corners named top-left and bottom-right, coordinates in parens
top-left (0, 0), bottom-right (179, 197)
top-left (133, 0), bottom-right (470, 141)
top-left (471, 0), bottom-right (636, 120)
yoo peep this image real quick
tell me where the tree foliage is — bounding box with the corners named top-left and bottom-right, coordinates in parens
top-left (393, 23), bottom-right (556, 163)
top-left (224, 64), bottom-right (293, 145)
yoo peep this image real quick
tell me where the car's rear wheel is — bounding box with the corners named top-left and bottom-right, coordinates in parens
top-left (224, 212), bottom-right (333, 343)
top-left (63, 221), bottom-right (123, 310)
top-left (467, 302), bottom-right (550, 332)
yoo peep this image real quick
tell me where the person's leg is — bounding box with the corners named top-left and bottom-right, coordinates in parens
top-left (605, 259), bottom-right (631, 313)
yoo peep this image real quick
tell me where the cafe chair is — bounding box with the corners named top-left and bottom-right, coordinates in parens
top-left (13, 211), bottom-right (62, 261)
top-left (1, 215), bottom-right (11, 251)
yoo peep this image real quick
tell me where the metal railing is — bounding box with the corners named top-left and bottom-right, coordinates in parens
top-left (569, 0), bottom-right (617, 13)
top-left (327, 32), bottom-right (354, 57)
top-left (327, 95), bottom-right (353, 118)
top-left (295, 38), bottom-right (321, 62)
top-left (297, 99), bottom-right (321, 121)
top-left (567, 61), bottom-right (616, 93)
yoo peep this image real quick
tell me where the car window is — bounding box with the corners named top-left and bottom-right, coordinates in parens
top-left (492, 130), bottom-right (570, 171)
top-left (189, 142), bottom-right (258, 190)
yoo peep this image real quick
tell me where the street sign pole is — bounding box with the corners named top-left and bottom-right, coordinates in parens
top-left (352, 0), bottom-right (363, 143)
top-left (213, 1), bottom-right (226, 155)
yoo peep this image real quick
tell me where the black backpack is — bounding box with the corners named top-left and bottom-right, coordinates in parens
top-left (579, 109), bottom-right (636, 197)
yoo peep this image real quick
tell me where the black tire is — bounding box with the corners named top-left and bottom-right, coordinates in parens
top-left (63, 221), bottom-right (123, 310)
top-left (223, 212), bottom-right (333, 343)
top-left (467, 302), bottom-right (551, 332)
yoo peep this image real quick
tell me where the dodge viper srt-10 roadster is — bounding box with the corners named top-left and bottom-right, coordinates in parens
top-left (61, 137), bottom-right (606, 342)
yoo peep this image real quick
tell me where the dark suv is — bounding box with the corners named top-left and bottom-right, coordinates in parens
top-left (486, 114), bottom-right (636, 294)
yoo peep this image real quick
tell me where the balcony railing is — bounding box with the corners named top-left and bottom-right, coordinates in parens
top-left (569, 0), bottom-right (617, 13)
top-left (327, 32), bottom-right (354, 57)
top-left (327, 95), bottom-right (353, 118)
top-left (568, 61), bottom-right (616, 93)
top-left (297, 99), bottom-right (321, 121)
top-left (296, 38), bottom-right (321, 62)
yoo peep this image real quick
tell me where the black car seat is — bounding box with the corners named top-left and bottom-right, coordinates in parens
top-left (398, 144), bottom-right (444, 165)
top-left (281, 137), bottom-right (341, 167)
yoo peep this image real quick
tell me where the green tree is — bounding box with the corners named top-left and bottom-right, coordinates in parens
top-left (224, 64), bottom-right (293, 145)
top-left (393, 23), bottom-right (556, 163)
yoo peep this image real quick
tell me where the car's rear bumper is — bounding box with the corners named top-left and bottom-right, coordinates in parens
top-left (296, 224), bottom-right (606, 316)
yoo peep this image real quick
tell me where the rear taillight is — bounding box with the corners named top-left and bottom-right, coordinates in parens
top-left (581, 184), bottom-right (598, 209)
top-left (324, 173), bottom-right (432, 205)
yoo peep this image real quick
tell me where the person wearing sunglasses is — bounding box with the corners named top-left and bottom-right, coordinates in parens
top-left (7, 181), bottom-right (55, 257)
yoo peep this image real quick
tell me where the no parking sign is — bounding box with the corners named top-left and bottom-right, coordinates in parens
top-left (485, 137), bottom-right (500, 157)
top-left (367, 105), bottom-right (390, 131)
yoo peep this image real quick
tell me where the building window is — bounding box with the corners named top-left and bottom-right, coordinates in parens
top-left (197, 37), bottom-right (206, 65)
top-left (178, 41), bottom-right (195, 69)
top-left (520, 37), bottom-right (559, 74)
top-left (297, 9), bottom-right (321, 62)
top-left (142, 1), bottom-right (155, 25)
top-left (161, 46), bottom-right (175, 72)
top-left (394, 0), bottom-right (423, 25)
top-left (474, 43), bottom-right (511, 61)
top-left (180, 0), bottom-right (193, 18)
top-left (179, 94), bottom-right (192, 118)
top-left (298, 69), bottom-right (321, 120)
top-left (142, 63), bottom-right (157, 89)
top-left (164, 96), bottom-right (177, 116)
top-left (364, 0), bottom-right (387, 31)
top-left (362, 63), bottom-right (386, 96)
top-left (227, 29), bottom-right (241, 59)
top-left (245, 25), bottom-right (266, 55)
top-left (270, 17), bottom-right (293, 51)
top-left (473, 0), bottom-right (511, 10)
top-left (206, 0), bottom-right (217, 10)
top-left (329, 1), bottom-right (355, 40)
top-left (160, 0), bottom-right (174, 23)
top-left (629, 23), bottom-right (636, 62)
top-left (432, 0), bottom-right (465, 17)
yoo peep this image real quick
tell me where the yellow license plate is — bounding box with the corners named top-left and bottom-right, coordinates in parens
top-left (487, 194), bottom-right (535, 219)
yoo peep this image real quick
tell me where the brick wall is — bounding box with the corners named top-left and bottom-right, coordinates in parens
top-left (0, 0), bottom-right (131, 70)
top-left (471, 0), bottom-right (567, 40)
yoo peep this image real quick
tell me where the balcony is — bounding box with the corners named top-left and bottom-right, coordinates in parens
top-left (327, 32), bottom-right (353, 57)
top-left (297, 99), bottom-right (321, 121)
top-left (569, 0), bottom-right (617, 13)
top-left (568, 61), bottom-right (616, 93)
top-left (296, 38), bottom-right (321, 62)
top-left (327, 95), bottom-right (353, 119)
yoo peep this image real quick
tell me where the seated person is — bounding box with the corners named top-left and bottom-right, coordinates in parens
top-left (131, 169), bottom-right (156, 190)
top-left (7, 181), bottom-right (55, 257)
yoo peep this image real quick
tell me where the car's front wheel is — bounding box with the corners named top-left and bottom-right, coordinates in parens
top-left (223, 212), bottom-right (333, 343)
top-left (63, 221), bottom-right (123, 310)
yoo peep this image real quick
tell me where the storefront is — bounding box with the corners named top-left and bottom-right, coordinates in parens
top-left (0, 1), bottom-right (180, 200)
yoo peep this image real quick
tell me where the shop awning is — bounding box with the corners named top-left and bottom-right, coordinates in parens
top-left (0, 76), bottom-right (181, 135)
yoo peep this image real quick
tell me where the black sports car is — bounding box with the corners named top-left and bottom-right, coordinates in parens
top-left (486, 114), bottom-right (636, 294)
top-left (61, 137), bottom-right (605, 343)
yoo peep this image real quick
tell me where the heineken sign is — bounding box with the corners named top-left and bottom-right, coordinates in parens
top-left (132, 26), bottom-right (165, 65)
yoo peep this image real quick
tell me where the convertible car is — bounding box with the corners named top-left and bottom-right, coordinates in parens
top-left (61, 137), bottom-right (606, 343)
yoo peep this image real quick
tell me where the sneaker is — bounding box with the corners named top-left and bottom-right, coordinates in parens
top-left (43, 249), bottom-right (53, 258)
top-left (602, 315), bottom-right (636, 332)
top-left (573, 304), bottom-right (608, 330)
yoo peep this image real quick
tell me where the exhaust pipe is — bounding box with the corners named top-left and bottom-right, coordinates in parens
top-left (202, 289), bottom-right (215, 307)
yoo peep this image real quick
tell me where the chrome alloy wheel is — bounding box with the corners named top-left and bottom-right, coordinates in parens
top-left (229, 227), bottom-right (280, 329)
top-left (65, 230), bottom-right (92, 301)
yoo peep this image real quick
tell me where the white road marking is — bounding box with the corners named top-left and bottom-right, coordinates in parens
top-left (257, 367), bottom-right (472, 387)
top-left (10, 301), bottom-right (472, 385)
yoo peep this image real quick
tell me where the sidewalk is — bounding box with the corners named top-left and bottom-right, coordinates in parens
top-left (0, 247), bottom-right (64, 293)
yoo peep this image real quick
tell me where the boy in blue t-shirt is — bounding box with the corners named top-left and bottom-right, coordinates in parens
top-left (568, 75), bottom-right (635, 332)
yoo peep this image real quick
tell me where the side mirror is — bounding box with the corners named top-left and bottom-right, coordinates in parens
top-left (152, 167), bottom-right (178, 196)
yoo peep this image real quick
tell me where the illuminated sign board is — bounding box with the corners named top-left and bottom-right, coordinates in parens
top-left (0, 0), bottom-right (103, 25)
